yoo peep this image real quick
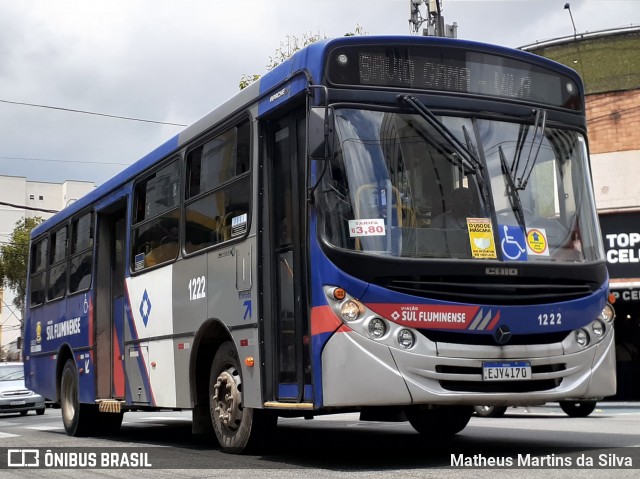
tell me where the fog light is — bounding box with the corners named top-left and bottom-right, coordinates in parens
top-left (600, 304), bottom-right (615, 323)
top-left (368, 318), bottom-right (387, 339)
top-left (397, 329), bottom-right (415, 349)
top-left (575, 329), bottom-right (589, 347)
top-left (591, 319), bottom-right (605, 337)
top-left (340, 300), bottom-right (362, 322)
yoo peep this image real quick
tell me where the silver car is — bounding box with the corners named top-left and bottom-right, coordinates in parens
top-left (0, 362), bottom-right (45, 416)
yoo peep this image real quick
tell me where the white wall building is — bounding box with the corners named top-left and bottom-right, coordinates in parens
top-left (0, 175), bottom-right (95, 354)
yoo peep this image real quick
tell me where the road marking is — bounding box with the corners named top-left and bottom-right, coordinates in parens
top-left (25, 425), bottom-right (63, 431)
top-left (0, 432), bottom-right (20, 438)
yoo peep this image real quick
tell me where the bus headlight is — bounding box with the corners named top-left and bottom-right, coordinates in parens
top-left (368, 318), bottom-right (387, 339)
top-left (600, 304), bottom-right (615, 323)
top-left (340, 300), bottom-right (363, 322)
top-left (591, 319), bottom-right (605, 338)
top-left (397, 329), bottom-right (415, 349)
top-left (575, 329), bottom-right (590, 347)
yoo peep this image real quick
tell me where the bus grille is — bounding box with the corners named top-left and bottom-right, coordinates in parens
top-left (384, 277), bottom-right (595, 305)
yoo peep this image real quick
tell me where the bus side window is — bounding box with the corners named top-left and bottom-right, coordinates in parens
top-left (131, 160), bottom-right (181, 271)
top-left (184, 120), bottom-right (251, 254)
top-left (69, 212), bottom-right (94, 293)
top-left (47, 226), bottom-right (68, 301)
top-left (29, 238), bottom-right (48, 307)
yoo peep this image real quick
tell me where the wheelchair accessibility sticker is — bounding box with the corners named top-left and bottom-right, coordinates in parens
top-left (499, 225), bottom-right (528, 261)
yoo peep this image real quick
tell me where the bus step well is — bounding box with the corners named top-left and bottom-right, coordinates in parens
top-left (96, 399), bottom-right (125, 413)
top-left (263, 402), bottom-right (314, 410)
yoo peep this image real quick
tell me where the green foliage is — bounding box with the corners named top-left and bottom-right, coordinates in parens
top-left (0, 217), bottom-right (42, 315)
top-left (239, 25), bottom-right (366, 90)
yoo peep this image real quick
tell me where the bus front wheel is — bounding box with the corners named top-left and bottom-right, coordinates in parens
top-left (559, 400), bottom-right (597, 417)
top-left (209, 341), bottom-right (275, 454)
top-left (60, 359), bottom-right (96, 436)
top-left (405, 406), bottom-right (472, 436)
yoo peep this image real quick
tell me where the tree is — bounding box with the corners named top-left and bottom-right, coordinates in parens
top-left (0, 217), bottom-right (42, 327)
top-left (239, 25), bottom-right (366, 90)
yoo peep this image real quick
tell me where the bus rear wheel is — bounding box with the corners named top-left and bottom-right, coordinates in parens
top-left (405, 406), bottom-right (472, 436)
top-left (559, 400), bottom-right (597, 417)
top-left (209, 341), bottom-right (275, 454)
top-left (60, 359), bottom-right (96, 436)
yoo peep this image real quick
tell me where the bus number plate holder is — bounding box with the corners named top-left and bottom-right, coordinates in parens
top-left (482, 361), bottom-right (531, 381)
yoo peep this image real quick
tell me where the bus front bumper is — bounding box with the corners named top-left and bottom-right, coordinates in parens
top-left (321, 327), bottom-right (616, 407)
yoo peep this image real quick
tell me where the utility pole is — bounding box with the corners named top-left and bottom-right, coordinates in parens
top-left (409, 0), bottom-right (458, 38)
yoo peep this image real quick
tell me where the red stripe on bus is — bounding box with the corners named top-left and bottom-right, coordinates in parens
top-left (112, 324), bottom-right (125, 398)
top-left (486, 310), bottom-right (501, 331)
top-left (311, 306), bottom-right (342, 336)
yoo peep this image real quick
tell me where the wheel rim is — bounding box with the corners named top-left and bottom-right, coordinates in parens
top-left (61, 369), bottom-right (77, 425)
top-left (212, 367), bottom-right (242, 433)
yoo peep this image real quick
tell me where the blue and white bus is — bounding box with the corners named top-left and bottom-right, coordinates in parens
top-left (24, 35), bottom-right (616, 453)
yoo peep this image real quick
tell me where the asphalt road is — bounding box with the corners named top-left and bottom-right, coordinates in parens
top-left (0, 402), bottom-right (639, 478)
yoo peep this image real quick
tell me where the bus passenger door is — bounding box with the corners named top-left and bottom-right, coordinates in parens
top-left (95, 202), bottom-right (127, 400)
top-left (262, 110), bottom-right (311, 404)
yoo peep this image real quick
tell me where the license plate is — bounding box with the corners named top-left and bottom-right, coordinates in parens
top-left (10, 400), bottom-right (26, 406)
top-left (482, 361), bottom-right (531, 381)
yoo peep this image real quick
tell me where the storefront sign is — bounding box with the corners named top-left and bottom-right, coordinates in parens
top-left (599, 212), bottom-right (640, 303)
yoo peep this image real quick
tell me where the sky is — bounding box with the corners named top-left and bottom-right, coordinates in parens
top-left (0, 0), bottom-right (638, 187)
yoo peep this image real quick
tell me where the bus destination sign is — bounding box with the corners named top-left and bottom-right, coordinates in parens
top-left (327, 45), bottom-right (581, 110)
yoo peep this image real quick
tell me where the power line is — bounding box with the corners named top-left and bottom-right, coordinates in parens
top-left (0, 98), bottom-right (187, 127)
top-left (0, 201), bottom-right (58, 214)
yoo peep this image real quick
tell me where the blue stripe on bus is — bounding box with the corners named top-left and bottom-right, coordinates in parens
top-left (257, 40), bottom-right (329, 116)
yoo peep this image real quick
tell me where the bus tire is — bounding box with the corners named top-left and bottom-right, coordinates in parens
top-left (60, 359), bottom-right (96, 436)
top-left (96, 411), bottom-right (124, 435)
top-left (473, 405), bottom-right (508, 418)
top-left (405, 406), bottom-right (472, 436)
top-left (559, 400), bottom-right (597, 417)
top-left (209, 341), bottom-right (275, 454)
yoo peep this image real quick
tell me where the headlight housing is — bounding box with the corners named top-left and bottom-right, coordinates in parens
top-left (575, 329), bottom-right (590, 347)
top-left (340, 300), bottom-right (363, 322)
top-left (397, 329), bottom-right (415, 349)
top-left (368, 318), bottom-right (387, 339)
top-left (600, 304), bottom-right (615, 323)
top-left (324, 285), bottom-right (420, 349)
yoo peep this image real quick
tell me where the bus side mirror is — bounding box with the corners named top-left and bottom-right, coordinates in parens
top-left (308, 106), bottom-right (335, 160)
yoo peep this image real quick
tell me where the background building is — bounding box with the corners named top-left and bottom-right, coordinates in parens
top-left (0, 175), bottom-right (95, 358)
top-left (524, 26), bottom-right (640, 399)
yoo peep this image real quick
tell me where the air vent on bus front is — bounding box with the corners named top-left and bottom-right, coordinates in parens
top-left (381, 277), bottom-right (596, 306)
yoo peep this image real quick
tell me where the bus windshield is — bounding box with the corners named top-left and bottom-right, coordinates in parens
top-left (318, 108), bottom-right (604, 263)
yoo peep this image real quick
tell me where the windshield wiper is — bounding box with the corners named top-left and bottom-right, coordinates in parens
top-left (398, 95), bottom-right (483, 172)
top-left (499, 145), bottom-right (526, 230)
top-left (514, 109), bottom-right (547, 190)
